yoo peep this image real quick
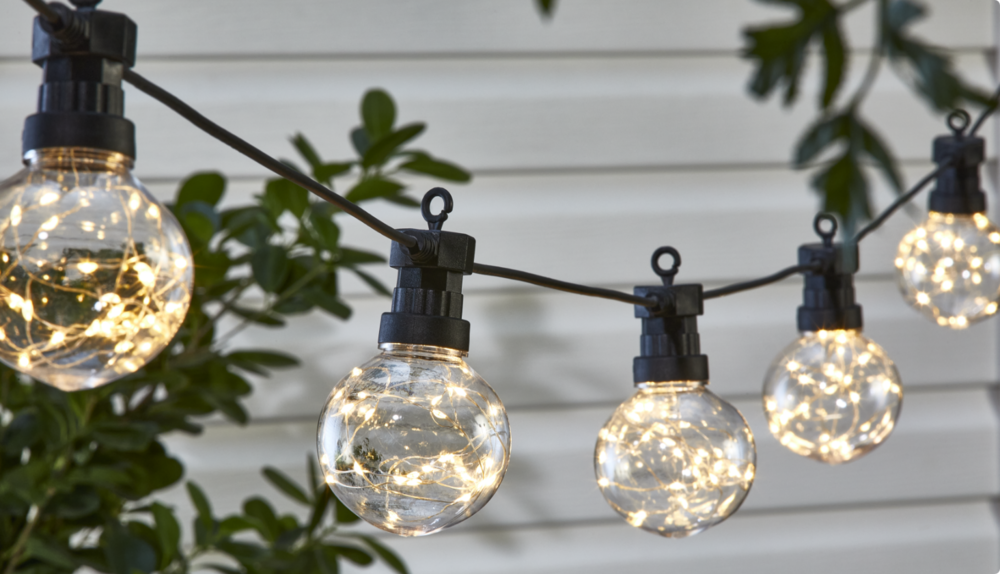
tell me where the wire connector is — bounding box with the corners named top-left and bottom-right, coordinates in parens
top-left (378, 189), bottom-right (476, 352)
top-left (633, 248), bottom-right (710, 385)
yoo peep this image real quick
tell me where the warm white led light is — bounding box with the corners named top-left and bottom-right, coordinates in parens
top-left (317, 343), bottom-right (510, 537)
top-left (595, 381), bottom-right (756, 538)
top-left (763, 329), bottom-right (902, 464)
top-left (897, 212), bottom-right (1000, 328)
top-left (0, 148), bottom-right (193, 391)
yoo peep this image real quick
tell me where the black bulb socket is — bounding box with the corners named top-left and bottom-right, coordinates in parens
top-left (377, 229), bottom-right (476, 352)
top-left (632, 283), bottom-right (709, 384)
top-left (796, 242), bottom-right (863, 332)
top-left (928, 133), bottom-right (987, 215)
top-left (22, 3), bottom-right (138, 158)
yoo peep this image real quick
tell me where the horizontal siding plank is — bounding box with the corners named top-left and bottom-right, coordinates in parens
top-left (341, 500), bottom-right (1000, 574)
top-left (160, 387), bottom-right (1000, 529)
top-left (222, 278), bottom-right (999, 418)
top-left (0, 55), bottom-right (993, 179)
top-left (2, 0), bottom-right (990, 57)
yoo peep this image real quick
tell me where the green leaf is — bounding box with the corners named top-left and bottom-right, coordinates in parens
top-left (227, 350), bottom-right (300, 368)
top-left (309, 211), bottom-right (341, 249)
top-left (230, 305), bottom-right (286, 327)
top-left (251, 245), bottom-right (291, 293)
top-left (304, 288), bottom-right (352, 319)
top-left (50, 485), bottom-right (100, 518)
top-left (265, 178), bottom-right (311, 218)
top-left (178, 201), bottom-right (220, 244)
top-left (794, 112), bottom-right (849, 166)
top-left (307, 484), bottom-right (330, 533)
top-left (742, 0), bottom-right (840, 106)
top-left (92, 421), bottom-right (158, 452)
top-left (186, 481), bottom-right (214, 531)
top-left (151, 502), bottom-right (181, 569)
top-left (315, 162), bottom-right (354, 185)
top-left (362, 89), bottom-right (397, 141)
top-left (177, 172), bottom-right (226, 208)
top-left (398, 154), bottom-right (471, 182)
top-left (324, 544), bottom-right (373, 566)
top-left (243, 497), bottom-right (280, 541)
top-left (536, 0), bottom-right (556, 18)
top-left (314, 546), bottom-right (340, 574)
top-left (102, 521), bottom-right (157, 574)
top-left (263, 466), bottom-right (311, 505)
top-left (352, 268), bottom-right (393, 297)
top-left (857, 117), bottom-right (903, 194)
top-left (335, 495), bottom-right (361, 524)
top-left (354, 535), bottom-right (409, 574)
top-left (2, 411), bottom-right (40, 453)
top-left (351, 127), bottom-right (371, 157)
top-left (362, 123), bottom-right (426, 168)
top-left (811, 152), bottom-right (871, 232)
top-left (345, 178), bottom-right (405, 203)
top-left (819, 17), bottom-right (845, 108)
top-left (291, 133), bottom-right (324, 170)
top-left (25, 536), bottom-right (78, 570)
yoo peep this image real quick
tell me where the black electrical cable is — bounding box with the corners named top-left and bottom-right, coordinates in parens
top-left (969, 83), bottom-right (1000, 137)
top-left (121, 69), bottom-right (419, 249)
top-left (703, 262), bottom-right (822, 300)
top-left (473, 263), bottom-right (658, 307)
top-left (22, 0), bottom-right (61, 24)
top-left (853, 162), bottom-right (950, 243)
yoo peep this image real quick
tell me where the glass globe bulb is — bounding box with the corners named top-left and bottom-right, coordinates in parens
top-left (594, 381), bottom-right (756, 538)
top-left (763, 329), bottom-right (902, 464)
top-left (896, 211), bottom-right (1000, 328)
top-left (0, 148), bottom-right (193, 391)
top-left (317, 343), bottom-right (511, 537)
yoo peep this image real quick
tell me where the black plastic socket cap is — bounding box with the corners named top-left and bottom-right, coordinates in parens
top-left (632, 284), bottom-right (710, 384)
top-left (23, 112), bottom-right (135, 158)
top-left (33, 8), bottom-right (137, 66)
top-left (928, 134), bottom-right (987, 215)
top-left (796, 242), bottom-right (863, 332)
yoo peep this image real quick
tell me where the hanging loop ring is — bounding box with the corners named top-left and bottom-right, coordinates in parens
top-left (947, 109), bottom-right (971, 136)
top-left (651, 246), bottom-right (681, 286)
top-left (813, 213), bottom-right (838, 247)
top-left (421, 187), bottom-right (454, 231)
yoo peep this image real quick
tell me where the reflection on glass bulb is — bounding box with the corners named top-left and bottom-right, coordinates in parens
top-left (317, 343), bottom-right (511, 537)
top-left (763, 329), bottom-right (902, 464)
top-left (0, 148), bottom-right (193, 391)
top-left (896, 212), bottom-right (1000, 328)
top-left (595, 381), bottom-right (756, 538)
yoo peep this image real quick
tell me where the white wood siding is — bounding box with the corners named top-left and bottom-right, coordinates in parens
top-left (2, 1), bottom-right (999, 572)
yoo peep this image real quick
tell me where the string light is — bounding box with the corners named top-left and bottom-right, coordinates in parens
top-left (595, 250), bottom-right (755, 537)
top-left (0, 148), bottom-right (192, 390)
top-left (317, 344), bottom-right (510, 536)
top-left (762, 329), bottom-right (902, 464)
top-left (11, 0), bottom-right (1000, 539)
top-left (596, 381), bottom-right (755, 537)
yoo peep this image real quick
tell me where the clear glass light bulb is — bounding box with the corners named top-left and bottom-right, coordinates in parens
top-left (317, 343), bottom-right (511, 537)
top-left (763, 329), bottom-right (902, 464)
top-left (896, 211), bottom-right (1000, 328)
top-left (594, 381), bottom-right (756, 538)
top-left (0, 148), bottom-right (193, 391)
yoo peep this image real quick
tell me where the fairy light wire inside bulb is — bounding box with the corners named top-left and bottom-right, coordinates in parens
top-left (595, 380), bottom-right (755, 538)
top-left (0, 148), bottom-right (193, 390)
top-left (317, 343), bottom-right (510, 537)
top-left (763, 329), bottom-right (903, 464)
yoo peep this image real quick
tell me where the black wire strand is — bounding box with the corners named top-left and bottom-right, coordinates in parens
top-left (853, 163), bottom-right (950, 243)
top-left (121, 69), bottom-right (419, 249)
top-left (22, 0), bottom-right (61, 24)
top-left (703, 262), bottom-right (822, 300)
top-left (472, 263), bottom-right (658, 307)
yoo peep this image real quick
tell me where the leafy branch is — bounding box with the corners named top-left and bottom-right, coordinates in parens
top-left (0, 88), bottom-right (467, 574)
top-left (743, 0), bottom-right (989, 235)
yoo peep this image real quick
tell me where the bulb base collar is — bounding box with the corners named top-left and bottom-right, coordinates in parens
top-left (632, 283), bottom-right (710, 384)
top-left (928, 133), bottom-right (987, 215)
top-left (796, 242), bottom-right (863, 332)
top-left (378, 228), bottom-right (476, 352)
top-left (22, 5), bottom-right (138, 158)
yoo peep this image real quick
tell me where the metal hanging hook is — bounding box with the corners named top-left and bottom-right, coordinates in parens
top-left (947, 109), bottom-right (971, 137)
top-left (421, 187), bottom-right (454, 231)
top-left (813, 213), bottom-right (838, 248)
top-left (651, 246), bottom-right (681, 286)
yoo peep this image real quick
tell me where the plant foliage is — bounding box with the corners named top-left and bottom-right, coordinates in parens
top-left (0, 88), bottom-right (469, 574)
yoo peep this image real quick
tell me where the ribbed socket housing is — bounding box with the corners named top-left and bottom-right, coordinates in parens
top-left (22, 5), bottom-right (137, 158)
top-left (378, 229), bottom-right (476, 352)
top-left (632, 284), bottom-right (709, 384)
top-left (928, 133), bottom-right (987, 215)
top-left (797, 242), bottom-right (863, 332)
